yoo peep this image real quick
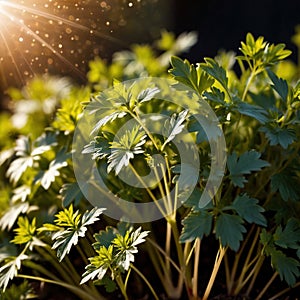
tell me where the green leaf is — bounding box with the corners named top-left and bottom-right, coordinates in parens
top-left (137, 87), bottom-right (160, 103)
top-left (267, 69), bottom-right (289, 102)
top-left (112, 227), bottom-right (149, 270)
top-left (6, 136), bottom-right (38, 185)
top-left (235, 101), bottom-right (269, 124)
top-left (82, 131), bottom-right (114, 160)
top-left (60, 182), bottom-right (84, 207)
top-left (270, 249), bottom-right (300, 286)
top-left (274, 218), bottom-right (300, 249)
top-left (196, 65), bottom-right (215, 94)
top-left (169, 56), bottom-right (199, 92)
top-left (180, 210), bottom-right (212, 243)
top-left (51, 206), bottom-right (104, 261)
top-left (271, 170), bottom-right (300, 201)
top-left (81, 246), bottom-right (113, 284)
top-left (12, 217), bottom-right (36, 245)
top-left (260, 126), bottom-right (296, 149)
top-left (203, 87), bottom-right (225, 105)
top-left (0, 254), bottom-right (29, 291)
top-left (108, 125), bottom-right (146, 175)
top-left (35, 150), bottom-right (70, 190)
top-left (200, 58), bottom-right (228, 91)
top-left (215, 213), bottom-right (246, 251)
top-left (94, 227), bottom-right (117, 249)
top-left (232, 194), bottom-right (267, 226)
top-left (94, 275), bottom-right (117, 293)
top-left (162, 110), bottom-right (188, 147)
top-left (227, 151), bottom-right (270, 187)
top-left (0, 202), bottom-right (30, 231)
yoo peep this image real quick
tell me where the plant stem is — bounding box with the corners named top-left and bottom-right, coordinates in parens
top-left (115, 275), bottom-right (129, 300)
top-left (16, 274), bottom-right (103, 300)
top-left (131, 264), bottom-right (159, 300)
top-left (192, 238), bottom-right (201, 299)
top-left (202, 246), bottom-right (226, 300)
top-left (245, 255), bottom-right (264, 296)
top-left (165, 221), bottom-right (172, 279)
top-left (255, 272), bottom-right (278, 300)
top-left (233, 227), bottom-right (260, 295)
top-left (268, 281), bottom-right (300, 300)
top-left (35, 246), bottom-right (77, 284)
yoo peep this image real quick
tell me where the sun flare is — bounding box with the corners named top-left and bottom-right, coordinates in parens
top-left (0, 0), bottom-right (124, 90)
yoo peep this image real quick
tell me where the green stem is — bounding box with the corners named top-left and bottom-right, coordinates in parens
top-left (16, 274), bottom-right (103, 300)
top-left (115, 275), bottom-right (129, 300)
top-left (131, 265), bottom-right (159, 300)
top-left (35, 246), bottom-right (76, 284)
top-left (128, 110), bottom-right (160, 150)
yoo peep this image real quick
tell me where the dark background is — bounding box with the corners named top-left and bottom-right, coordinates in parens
top-left (173, 0), bottom-right (300, 63)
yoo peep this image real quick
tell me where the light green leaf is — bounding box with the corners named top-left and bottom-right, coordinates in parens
top-left (12, 217), bottom-right (36, 245)
top-left (162, 110), bottom-right (188, 147)
top-left (108, 125), bottom-right (146, 175)
top-left (137, 87), bottom-right (160, 103)
top-left (0, 202), bottom-right (30, 231)
top-left (0, 254), bottom-right (28, 292)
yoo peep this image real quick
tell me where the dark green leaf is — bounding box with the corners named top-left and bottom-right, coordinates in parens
top-left (60, 182), bottom-right (84, 207)
top-left (203, 87), bottom-right (226, 105)
top-left (227, 151), bottom-right (270, 187)
top-left (215, 213), bottom-right (246, 251)
top-left (180, 211), bottom-right (213, 243)
top-left (270, 249), bottom-right (300, 286)
top-left (169, 56), bottom-right (199, 92)
top-left (216, 213), bottom-right (246, 251)
top-left (93, 227), bottom-right (117, 249)
top-left (260, 126), bottom-right (296, 149)
top-left (235, 101), bottom-right (269, 123)
top-left (94, 275), bottom-right (117, 293)
top-left (200, 58), bottom-right (228, 90)
top-left (271, 171), bottom-right (300, 201)
top-left (232, 194), bottom-right (266, 226)
top-left (267, 70), bottom-right (289, 102)
top-left (274, 218), bottom-right (300, 249)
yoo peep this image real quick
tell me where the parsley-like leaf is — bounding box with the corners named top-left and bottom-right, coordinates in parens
top-left (227, 151), bottom-right (270, 187)
top-left (215, 213), bottom-right (246, 251)
top-left (232, 194), bottom-right (267, 226)
top-left (180, 211), bottom-right (212, 243)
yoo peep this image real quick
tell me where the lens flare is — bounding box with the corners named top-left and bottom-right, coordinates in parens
top-left (0, 0), bottom-right (124, 90)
